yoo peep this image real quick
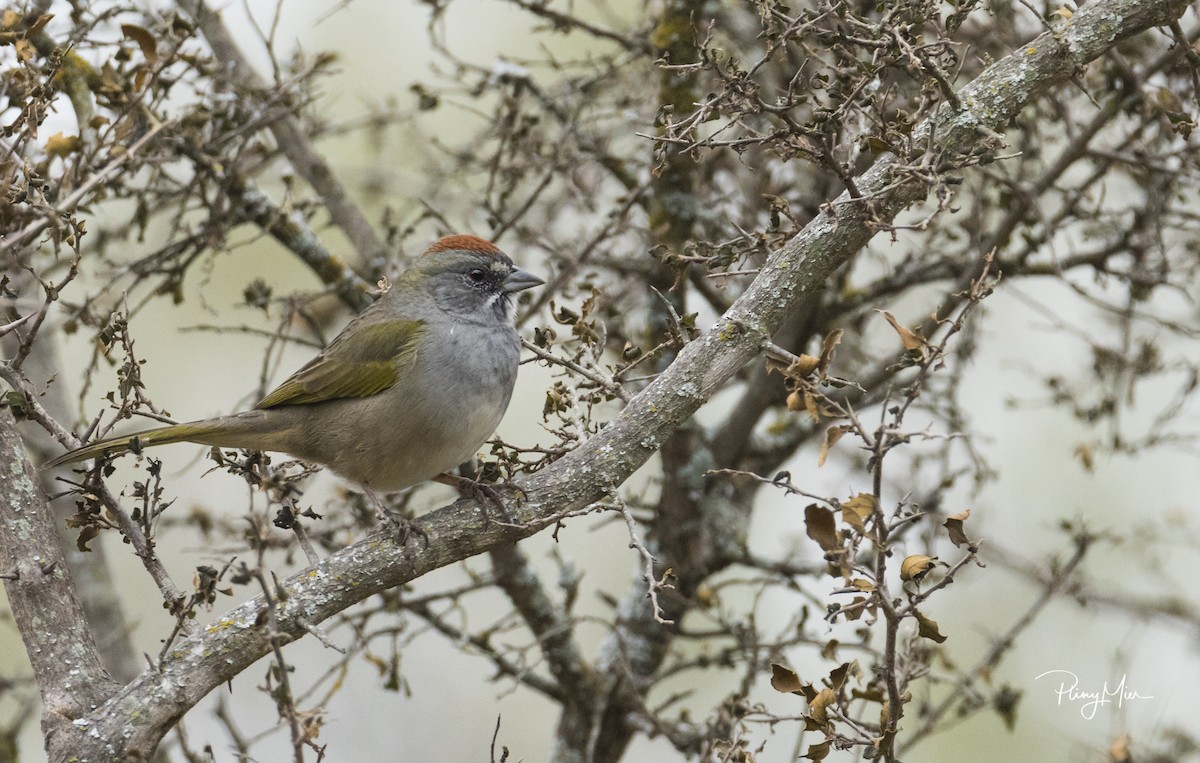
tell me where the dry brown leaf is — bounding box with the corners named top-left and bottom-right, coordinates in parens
top-left (802, 740), bottom-right (831, 761)
top-left (878, 310), bottom-right (926, 352)
top-left (14, 37), bottom-right (35, 63)
top-left (943, 509), bottom-right (971, 547)
top-left (843, 596), bottom-right (868, 621)
top-left (808, 687), bottom-right (836, 725)
top-left (900, 554), bottom-right (935, 582)
top-left (120, 23), bottom-right (158, 63)
top-left (841, 493), bottom-right (876, 535)
top-left (789, 354), bottom-right (821, 378)
top-left (828, 662), bottom-right (852, 691)
top-left (914, 609), bottom-right (947, 643)
top-left (805, 504), bottom-right (839, 552)
top-left (803, 390), bottom-right (822, 422)
top-left (817, 329), bottom-right (843, 375)
top-left (46, 133), bottom-right (81, 158)
top-left (26, 13), bottom-right (53, 36)
top-left (820, 639), bottom-right (839, 660)
top-left (818, 424), bottom-right (849, 467)
top-left (769, 663), bottom-right (804, 695)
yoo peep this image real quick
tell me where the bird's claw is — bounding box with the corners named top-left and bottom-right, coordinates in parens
top-left (362, 483), bottom-right (428, 553)
top-left (435, 473), bottom-right (515, 528)
top-left (380, 510), bottom-right (430, 552)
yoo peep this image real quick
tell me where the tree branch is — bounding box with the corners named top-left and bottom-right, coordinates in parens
top-left (0, 408), bottom-right (119, 744)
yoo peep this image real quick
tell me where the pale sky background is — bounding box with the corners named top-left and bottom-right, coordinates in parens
top-left (4, 1), bottom-right (1199, 761)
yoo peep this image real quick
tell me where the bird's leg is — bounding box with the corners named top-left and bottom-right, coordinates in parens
top-left (432, 472), bottom-right (515, 528)
top-left (363, 483), bottom-right (428, 550)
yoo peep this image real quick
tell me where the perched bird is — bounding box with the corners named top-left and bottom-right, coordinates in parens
top-left (45, 234), bottom-right (543, 539)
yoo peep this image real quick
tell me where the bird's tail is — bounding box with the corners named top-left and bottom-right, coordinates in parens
top-left (42, 413), bottom-right (284, 471)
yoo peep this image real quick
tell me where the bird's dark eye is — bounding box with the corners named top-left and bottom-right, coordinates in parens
top-left (467, 268), bottom-right (487, 284)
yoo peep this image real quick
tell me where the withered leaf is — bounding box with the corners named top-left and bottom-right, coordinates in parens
top-left (120, 23), bottom-right (158, 63)
top-left (76, 526), bottom-right (99, 552)
top-left (788, 354), bottom-right (821, 378)
top-left (803, 390), bottom-right (822, 421)
top-left (808, 687), bottom-right (836, 725)
top-left (852, 686), bottom-right (885, 703)
top-left (14, 37), bottom-right (35, 63)
top-left (878, 310), bottom-right (926, 352)
top-left (769, 663), bottom-right (805, 695)
top-left (803, 740), bottom-right (831, 761)
top-left (943, 509), bottom-right (971, 547)
top-left (841, 493), bottom-right (875, 535)
top-left (900, 554), bottom-right (935, 582)
top-left (27, 14), bottom-right (53, 37)
top-left (786, 390), bottom-right (805, 412)
top-left (818, 424), bottom-right (849, 467)
top-left (820, 639), bottom-right (839, 660)
top-left (914, 609), bottom-right (947, 643)
top-left (805, 504), bottom-right (839, 552)
top-left (843, 595), bottom-right (868, 621)
top-left (828, 662), bottom-right (852, 691)
top-left (817, 328), bottom-right (843, 374)
top-left (46, 132), bottom-right (81, 158)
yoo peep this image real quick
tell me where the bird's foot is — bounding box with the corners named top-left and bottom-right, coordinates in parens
top-left (433, 473), bottom-right (516, 528)
top-left (381, 511), bottom-right (430, 552)
top-left (362, 483), bottom-right (429, 552)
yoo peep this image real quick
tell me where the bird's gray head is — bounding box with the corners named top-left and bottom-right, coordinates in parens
top-left (418, 235), bottom-right (543, 324)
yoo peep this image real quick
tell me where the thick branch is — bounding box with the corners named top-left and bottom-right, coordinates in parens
top-left (0, 408), bottom-right (118, 749)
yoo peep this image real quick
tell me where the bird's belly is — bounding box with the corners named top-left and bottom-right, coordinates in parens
top-left (300, 368), bottom-right (513, 492)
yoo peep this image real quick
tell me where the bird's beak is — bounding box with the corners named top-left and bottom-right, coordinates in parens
top-left (503, 267), bottom-right (545, 293)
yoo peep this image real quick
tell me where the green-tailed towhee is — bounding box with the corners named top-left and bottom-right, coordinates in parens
top-left (45, 234), bottom-right (543, 520)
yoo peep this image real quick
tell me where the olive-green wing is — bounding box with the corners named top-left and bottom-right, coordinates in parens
top-left (255, 318), bottom-right (425, 409)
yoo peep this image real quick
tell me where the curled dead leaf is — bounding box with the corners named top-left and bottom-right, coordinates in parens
top-left (808, 687), bottom-right (836, 725)
top-left (878, 310), bottom-right (927, 353)
top-left (817, 329), bottom-right (843, 375)
top-left (943, 509), bottom-right (971, 547)
top-left (828, 662), bottom-right (852, 691)
top-left (900, 554), bottom-right (936, 582)
top-left (770, 663), bottom-right (804, 695)
top-left (786, 390), bottom-right (805, 412)
top-left (913, 608), bottom-right (947, 643)
top-left (818, 424), bottom-right (849, 467)
top-left (790, 354), bottom-right (821, 378)
top-left (120, 23), bottom-right (158, 63)
top-left (841, 493), bottom-right (876, 535)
